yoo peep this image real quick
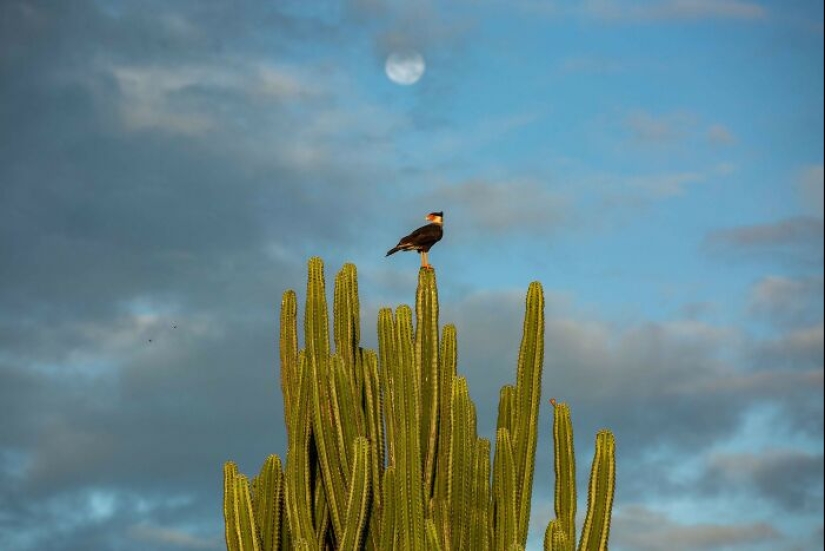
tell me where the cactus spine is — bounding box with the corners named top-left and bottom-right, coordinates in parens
top-left (224, 257), bottom-right (616, 550)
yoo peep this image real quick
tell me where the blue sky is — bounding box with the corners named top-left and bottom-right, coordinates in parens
top-left (0, 1), bottom-right (822, 550)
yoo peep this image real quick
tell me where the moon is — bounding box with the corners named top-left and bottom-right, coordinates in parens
top-left (385, 50), bottom-right (426, 85)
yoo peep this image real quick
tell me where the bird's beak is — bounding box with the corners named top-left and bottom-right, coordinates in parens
top-left (425, 214), bottom-right (433, 221)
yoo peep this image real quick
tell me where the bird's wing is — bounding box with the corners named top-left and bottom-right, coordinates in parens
top-left (398, 223), bottom-right (442, 247)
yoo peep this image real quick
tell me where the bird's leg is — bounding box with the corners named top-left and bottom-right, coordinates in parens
top-left (421, 251), bottom-right (432, 270)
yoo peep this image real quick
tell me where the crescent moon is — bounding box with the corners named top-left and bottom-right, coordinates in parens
top-left (385, 50), bottom-right (426, 85)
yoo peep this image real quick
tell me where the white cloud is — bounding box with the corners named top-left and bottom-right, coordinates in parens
top-left (109, 61), bottom-right (325, 136)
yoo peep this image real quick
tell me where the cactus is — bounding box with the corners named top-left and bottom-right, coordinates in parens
top-left (223, 257), bottom-right (617, 550)
top-left (544, 400), bottom-right (616, 551)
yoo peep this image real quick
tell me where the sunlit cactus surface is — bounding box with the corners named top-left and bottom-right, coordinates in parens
top-left (223, 257), bottom-right (615, 551)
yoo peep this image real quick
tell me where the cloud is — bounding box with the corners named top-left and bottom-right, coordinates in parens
top-left (1, 1), bottom-right (820, 550)
top-left (623, 171), bottom-right (707, 196)
top-left (611, 505), bottom-right (780, 551)
top-left (797, 164), bottom-right (824, 216)
top-left (707, 123), bottom-right (737, 145)
top-left (748, 275), bottom-right (824, 329)
top-left (749, 323), bottom-right (824, 372)
top-left (703, 449), bottom-right (824, 512)
top-left (108, 61), bottom-right (325, 137)
top-left (624, 109), bottom-right (697, 144)
top-left (707, 217), bottom-right (823, 248)
top-left (0, 2), bottom-right (398, 547)
top-left (703, 217), bottom-right (825, 268)
top-left (425, 178), bottom-right (571, 238)
top-left (446, 286), bottom-right (822, 511)
top-left (343, 0), bottom-right (474, 70)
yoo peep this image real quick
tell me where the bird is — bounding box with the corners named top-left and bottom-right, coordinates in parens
top-left (386, 211), bottom-right (443, 269)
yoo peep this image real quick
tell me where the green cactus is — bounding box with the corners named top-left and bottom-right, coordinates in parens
top-left (553, 402), bottom-right (577, 546)
top-left (224, 462), bottom-right (262, 551)
top-left (544, 400), bottom-right (616, 551)
top-left (223, 257), bottom-right (617, 551)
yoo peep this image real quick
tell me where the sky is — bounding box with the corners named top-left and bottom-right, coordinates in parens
top-left (0, 0), bottom-right (822, 550)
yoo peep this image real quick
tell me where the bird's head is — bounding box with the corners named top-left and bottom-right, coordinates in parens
top-left (426, 211), bottom-right (444, 225)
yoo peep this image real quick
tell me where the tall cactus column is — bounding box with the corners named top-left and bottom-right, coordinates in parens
top-left (223, 257), bottom-right (617, 551)
top-left (493, 281), bottom-right (545, 549)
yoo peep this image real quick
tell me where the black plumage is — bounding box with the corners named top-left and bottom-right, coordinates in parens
top-left (386, 211), bottom-right (444, 268)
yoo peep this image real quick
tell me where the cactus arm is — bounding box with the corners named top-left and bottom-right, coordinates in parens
top-left (545, 519), bottom-right (572, 551)
top-left (339, 437), bottom-right (371, 550)
top-left (553, 402), bottom-right (577, 546)
top-left (330, 357), bottom-right (355, 473)
top-left (544, 519), bottom-right (554, 551)
top-left (578, 430), bottom-right (616, 551)
top-left (309, 354), bottom-right (346, 541)
top-left (426, 518), bottom-right (444, 551)
top-left (493, 427), bottom-right (518, 550)
top-left (284, 354), bottom-right (317, 549)
top-left (235, 474), bottom-right (262, 551)
top-left (279, 290), bottom-right (298, 426)
top-left (415, 267), bottom-right (441, 501)
top-left (471, 437), bottom-right (492, 551)
top-left (513, 281), bottom-right (545, 545)
top-left (392, 305), bottom-right (426, 551)
top-left (254, 455), bottom-right (284, 551)
top-left (434, 323), bottom-right (457, 506)
top-left (312, 483), bottom-right (329, 551)
top-left (428, 498), bottom-right (452, 551)
top-left (362, 350), bottom-right (384, 498)
top-left (359, 350), bottom-right (384, 551)
top-left (497, 385), bottom-right (516, 438)
top-left (377, 307), bottom-right (397, 468)
top-left (448, 377), bottom-right (475, 551)
top-left (378, 466), bottom-right (397, 551)
top-left (223, 462), bottom-right (242, 551)
top-left (333, 263), bottom-right (360, 369)
top-left (305, 257), bottom-right (330, 360)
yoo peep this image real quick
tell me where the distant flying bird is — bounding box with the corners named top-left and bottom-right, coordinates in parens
top-left (386, 211), bottom-right (443, 269)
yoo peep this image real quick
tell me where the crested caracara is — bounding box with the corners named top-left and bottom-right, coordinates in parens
top-left (386, 211), bottom-right (443, 269)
